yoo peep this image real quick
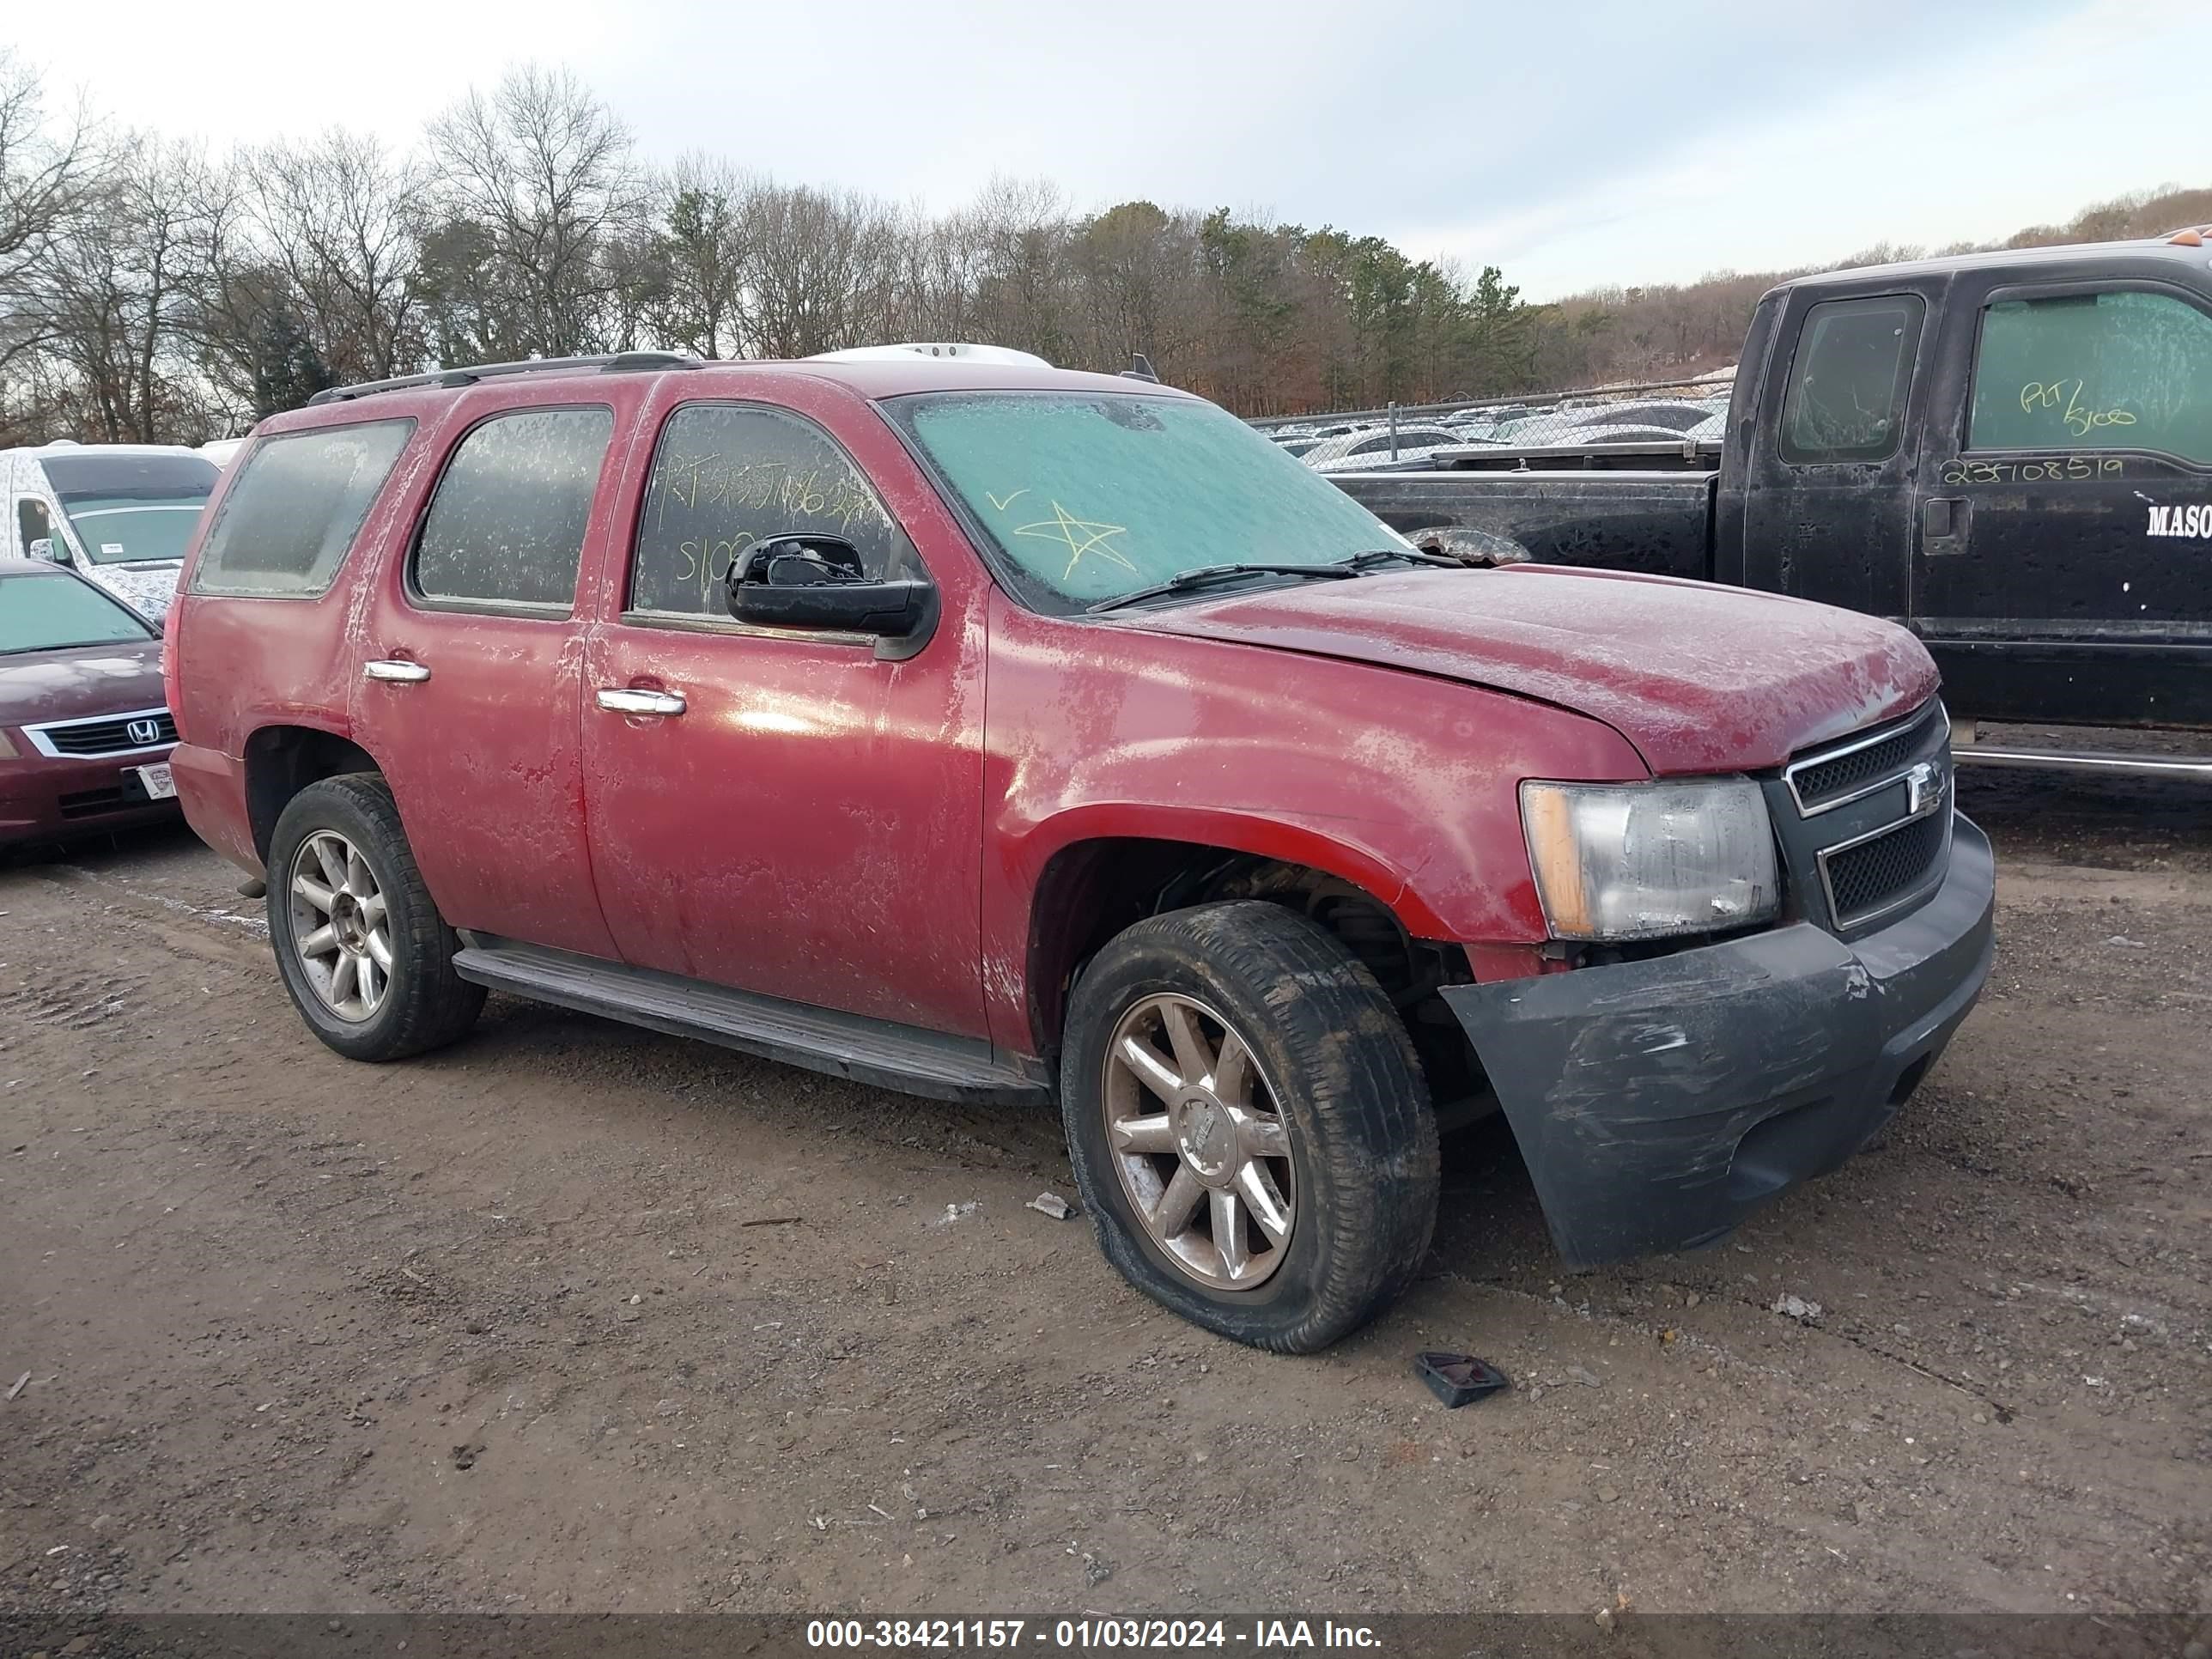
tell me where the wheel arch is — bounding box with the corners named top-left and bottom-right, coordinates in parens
top-left (1018, 819), bottom-right (1449, 1062)
top-left (243, 723), bottom-right (381, 863)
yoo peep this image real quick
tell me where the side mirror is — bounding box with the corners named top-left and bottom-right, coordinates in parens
top-left (27, 538), bottom-right (62, 563)
top-left (726, 534), bottom-right (936, 654)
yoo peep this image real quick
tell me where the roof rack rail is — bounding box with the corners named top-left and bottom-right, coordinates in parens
top-left (306, 351), bottom-right (701, 406)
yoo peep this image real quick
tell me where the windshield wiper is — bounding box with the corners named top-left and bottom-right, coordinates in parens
top-left (1087, 562), bottom-right (1362, 614)
top-left (1329, 547), bottom-right (1465, 571)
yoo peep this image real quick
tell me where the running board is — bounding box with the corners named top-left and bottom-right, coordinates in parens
top-left (1952, 744), bottom-right (2212, 781)
top-left (452, 937), bottom-right (1052, 1106)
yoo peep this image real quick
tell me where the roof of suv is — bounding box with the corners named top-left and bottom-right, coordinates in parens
top-left (284, 356), bottom-right (1192, 428)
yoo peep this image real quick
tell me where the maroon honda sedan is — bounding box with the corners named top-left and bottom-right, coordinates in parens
top-left (0, 556), bottom-right (180, 847)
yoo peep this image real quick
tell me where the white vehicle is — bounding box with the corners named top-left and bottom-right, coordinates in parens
top-left (199, 437), bottom-right (246, 469)
top-left (809, 342), bottom-right (1053, 368)
top-left (1301, 426), bottom-right (1468, 472)
top-left (3, 442), bottom-right (221, 622)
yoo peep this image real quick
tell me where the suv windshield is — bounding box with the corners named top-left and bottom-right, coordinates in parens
top-left (37, 452), bottom-right (218, 565)
top-left (884, 391), bottom-right (1407, 612)
top-left (0, 570), bottom-right (155, 653)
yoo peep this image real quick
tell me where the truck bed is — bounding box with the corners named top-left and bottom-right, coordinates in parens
top-left (1331, 466), bottom-right (1719, 584)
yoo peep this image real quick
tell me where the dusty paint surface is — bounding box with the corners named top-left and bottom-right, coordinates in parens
top-left (1125, 563), bottom-right (1936, 775)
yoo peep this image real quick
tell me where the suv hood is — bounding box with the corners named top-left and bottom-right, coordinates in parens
top-left (1119, 564), bottom-right (1937, 774)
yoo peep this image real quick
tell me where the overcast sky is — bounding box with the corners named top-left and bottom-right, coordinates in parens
top-left (10, 0), bottom-right (2205, 297)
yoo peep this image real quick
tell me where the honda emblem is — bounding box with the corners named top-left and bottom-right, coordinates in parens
top-left (126, 718), bottom-right (161, 746)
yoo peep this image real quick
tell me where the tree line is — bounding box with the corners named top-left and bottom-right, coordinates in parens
top-left (1524, 182), bottom-right (2212, 390)
top-left (1, 50), bottom-right (2200, 446)
top-left (0, 57), bottom-right (1545, 443)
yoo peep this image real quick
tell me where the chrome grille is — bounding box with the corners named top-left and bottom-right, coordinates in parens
top-left (1820, 811), bottom-right (1949, 928)
top-left (1771, 699), bottom-right (1954, 935)
top-left (21, 707), bottom-right (175, 758)
top-left (1785, 702), bottom-right (1946, 815)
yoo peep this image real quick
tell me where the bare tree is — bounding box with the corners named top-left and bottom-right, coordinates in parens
top-left (0, 51), bottom-right (98, 373)
top-left (248, 130), bottom-right (424, 380)
top-left (423, 64), bottom-right (646, 358)
top-left (644, 154), bottom-right (746, 358)
top-left (36, 136), bottom-right (226, 441)
top-left (739, 182), bottom-right (898, 359)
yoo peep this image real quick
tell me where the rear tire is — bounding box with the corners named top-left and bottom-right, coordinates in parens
top-left (1060, 900), bottom-right (1439, 1352)
top-left (265, 774), bottom-right (483, 1062)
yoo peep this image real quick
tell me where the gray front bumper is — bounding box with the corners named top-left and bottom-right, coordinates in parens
top-left (1442, 815), bottom-right (1996, 1267)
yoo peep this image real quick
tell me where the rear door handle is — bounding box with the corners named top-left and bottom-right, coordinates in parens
top-left (596, 687), bottom-right (687, 717)
top-left (363, 659), bottom-right (431, 684)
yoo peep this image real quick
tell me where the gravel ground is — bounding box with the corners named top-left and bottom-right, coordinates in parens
top-left (0, 767), bottom-right (2207, 1618)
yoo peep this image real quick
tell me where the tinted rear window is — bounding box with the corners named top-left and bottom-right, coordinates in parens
top-left (0, 571), bottom-right (155, 653)
top-left (191, 420), bottom-right (414, 599)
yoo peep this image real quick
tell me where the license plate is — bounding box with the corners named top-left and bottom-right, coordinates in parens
top-left (136, 763), bottom-right (177, 800)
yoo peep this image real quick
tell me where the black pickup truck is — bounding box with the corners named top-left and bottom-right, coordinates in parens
top-left (1332, 229), bottom-right (2212, 775)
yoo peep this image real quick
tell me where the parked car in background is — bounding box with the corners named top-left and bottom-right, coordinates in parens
top-left (200, 438), bottom-right (246, 470)
top-left (0, 557), bottom-right (179, 848)
top-left (3, 443), bottom-right (221, 621)
top-left (167, 349), bottom-right (1991, 1352)
top-left (1301, 426), bottom-right (1467, 471)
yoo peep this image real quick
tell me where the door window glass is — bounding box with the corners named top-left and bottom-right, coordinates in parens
top-left (413, 406), bottom-right (613, 610)
top-left (629, 404), bottom-right (915, 617)
top-left (16, 498), bottom-right (52, 554)
top-left (1968, 289), bottom-right (2212, 463)
top-left (192, 420), bottom-right (414, 598)
top-left (1778, 295), bottom-right (1923, 464)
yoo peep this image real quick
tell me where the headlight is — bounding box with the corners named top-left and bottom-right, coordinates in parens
top-left (1520, 776), bottom-right (1779, 941)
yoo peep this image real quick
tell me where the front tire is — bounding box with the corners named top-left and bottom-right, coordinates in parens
top-left (265, 774), bottom-right (484, 1062)
top-left (1060, 901), bottom-right (1439, 1352)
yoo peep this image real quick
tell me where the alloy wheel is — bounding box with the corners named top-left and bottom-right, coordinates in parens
top-left (1101, 993), bottom-right (1297, 1289)
top-left (288, 830), bottom-right (393, 1024)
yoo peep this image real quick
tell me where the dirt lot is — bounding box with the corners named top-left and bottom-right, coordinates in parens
top-left (2, 769), bottom-right (2208, 1619)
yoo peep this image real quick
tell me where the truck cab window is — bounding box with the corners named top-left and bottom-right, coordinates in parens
top-left (628, 403), bottom-right (915, 617)
top-left (1967, 289), bottom-right (2212, 464)
top-left (1778, 295), bottom-right (1923, 465)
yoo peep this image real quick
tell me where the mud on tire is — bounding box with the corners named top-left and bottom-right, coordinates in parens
top-left (264, 773), bottom-right (484, 1063)
top-left (1059, 900), bottom-right (1440, 1352)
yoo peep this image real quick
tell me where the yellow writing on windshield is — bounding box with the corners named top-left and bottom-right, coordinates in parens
top-left (1013, 501), bottom-right (1135, 581)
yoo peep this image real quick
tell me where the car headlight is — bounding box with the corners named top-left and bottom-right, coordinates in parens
top-left (1520, 776), bottom-right (1780, 941)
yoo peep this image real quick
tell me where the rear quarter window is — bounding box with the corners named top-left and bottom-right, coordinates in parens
top-left (1778, 295), bottom-right (1924, 465)
top-left (191, 420), bottom-right (415, 598)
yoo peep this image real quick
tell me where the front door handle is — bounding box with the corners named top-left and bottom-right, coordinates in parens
top-left (1920, 495), bottom-right (1969, 555)
top-left (597, 687), bottom-right (687, 717)
top-left (364, 659), bottom-right (431, 684)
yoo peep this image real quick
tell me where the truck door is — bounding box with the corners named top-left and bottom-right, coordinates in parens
top-left (1908, 275), bottom-right (2212, 726)
top-left (1736, 283), bottom-right (1936, 621)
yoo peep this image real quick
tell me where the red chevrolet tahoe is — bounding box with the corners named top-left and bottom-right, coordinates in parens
top-left (163, 349), bottom-right (1996, 1352)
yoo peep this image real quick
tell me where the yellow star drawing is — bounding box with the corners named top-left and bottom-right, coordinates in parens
top-left (1013, 501), bottom-right (1137, 582)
